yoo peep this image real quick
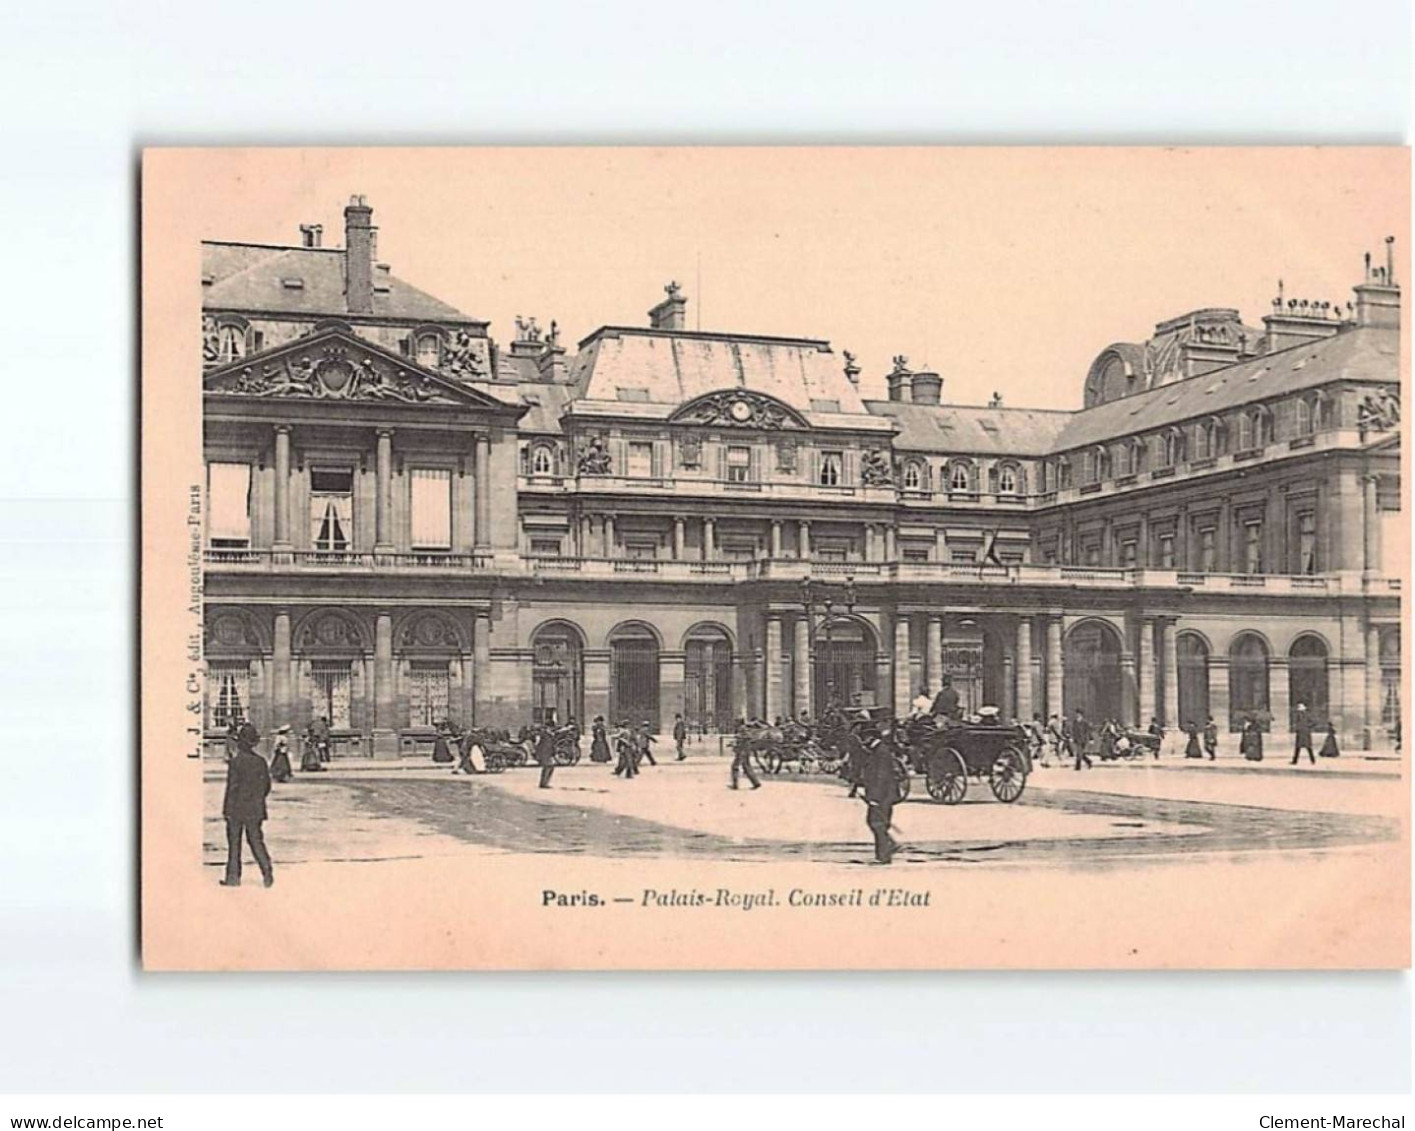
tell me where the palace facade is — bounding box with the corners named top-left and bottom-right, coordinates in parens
top-left (201, 197), bottom-right (1404, 757)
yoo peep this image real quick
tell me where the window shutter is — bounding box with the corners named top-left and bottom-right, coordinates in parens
top-left (208, 462), bottom-right (252, 542)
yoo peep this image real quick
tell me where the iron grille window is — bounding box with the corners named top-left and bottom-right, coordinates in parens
top-left (310, 660), bottom-right (352, 729)
top-left (407, 661), bottom-right (450, 727)
top-left (207, 660), bottom-right (250, 731)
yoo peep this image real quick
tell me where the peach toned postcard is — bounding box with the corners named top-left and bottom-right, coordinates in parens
top-left (141, 147), bottom-right (1409, 969)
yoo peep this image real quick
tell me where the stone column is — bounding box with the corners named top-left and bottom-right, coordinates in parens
top-left (1137, 616), bottom-right (1155, 727)
top-left (1269, 657), bottom-right (1290, 736)
top-left (375, 429), bottom-right (393, 552)
top-left (472, 611), bottom-right (491, 725)
top-left (885, 524), bottom-right (897, 562)
top-left (1365, 624), bottom-right (1384, 748)
top-left (770, 521), bottom-right (783, 559)
top-left (798, 520), bottom-right (811, 560)
top-left (473, 433), bottom-right (491, 549)
top-left (1209, 657), bottom-right (1231, 737)
top-left (1045, 616), bottom-right (1064, 718)
top-left (579, 514), bottom-right (592, 557)
top-left (673, 516), bottom-right (685, 560)
top-left (272, 609), bottom-right (291, 728)
top-left (1363, 475), bottom-right (1381, 576)
top-left (658, 652), bottom-right (685, 733)
top-left (703, 517), bottom-right (716, 561)
top-left (582, 648), bottom-right (611, 729)
top-left (765, 615), bottom-right (783, 722)
top-left (926, 615), bottom-right (944, 695)
top-left (864, 525), bottom-right (876, 562)
top-left (373, 611), bottom-right (396, 755)
top-left (1161, 618), bottom-right (1179, 728)
top-left (1120, 648), bottom-right (1138, 727)
top-left (273, 426), bottom-right (292, 548)
top-left (459, 652), bottom-right (475, 727)
top-left (731, 656), bottom-right (748, 727)
top-left (893, 613), bottom-right (911, 716)
top-left (1015, 615), bottom-right (1033, 723)
top-left (603, 514), bottom-right (616, 556)
top-left (793, 616), bottom-right (811, 718)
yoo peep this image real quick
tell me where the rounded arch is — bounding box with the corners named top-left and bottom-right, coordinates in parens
top-left (606, 619), bottom-right (665, 650)
top-left (1064, 618), bottom-right (1125, 724)
top-left (293, 606), bottom-right (370, 653)
top-left (530, 617), bottom-right (588, 649)
top-left (1176, 627), bottom-right (1214, 655)
top-left (668, 388), bottom-right (809, 430)
top-left (944, 457), bottom-right (977, 493)
top-left (1288, 632), bottom-right (1330, 728)
top-left (394, 608), bottom-right (467, 653)
top-left (812, 613), bottom-right (879, 713)
top-left (679, 620), bottom-right (737, 652)
top-left (205, 607), bottom-right (269, 654)
top-left (1228, 630), bottom-right (1271, 731)
top-left (609, 621), bottom-right (661, 728)
top-left (815, 611), bottom-right (880, 652)
top-left (531, 618), bottom-right (585, 727)
top-left (900, 456), bottom-right (928, 491)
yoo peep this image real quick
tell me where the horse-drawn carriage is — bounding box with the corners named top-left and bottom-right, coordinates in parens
top-left (893, 714), bottom-right (1030, 804)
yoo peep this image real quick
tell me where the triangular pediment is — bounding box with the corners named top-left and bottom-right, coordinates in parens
top-left (668, 388), bottom-right (809, 430)
top-left (203, 325), bottom-right (514, 411)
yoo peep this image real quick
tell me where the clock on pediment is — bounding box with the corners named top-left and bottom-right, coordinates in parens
top-left (669, 389), bottom-right (807, 430)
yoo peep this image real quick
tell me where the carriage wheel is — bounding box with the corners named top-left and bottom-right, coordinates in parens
top-left (766, 750), bottom-right (784, 775)
top-left (989, 746), bottom-right (1027, 803)
top-left (485, 751), bottom-right (507, 774)
top-left (799, 755), bottom-right (818, 775)
top-left (926, 748), bottom-right (968, 804)
top-left (893, 759), bottom-right (912, 803)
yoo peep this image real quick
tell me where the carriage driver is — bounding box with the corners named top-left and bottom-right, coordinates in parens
top-left (930, 675), bottom-right (962, 722)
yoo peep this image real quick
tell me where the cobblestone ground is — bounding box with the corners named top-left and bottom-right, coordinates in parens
top-left (205, 753), bottom-right (1402, 872)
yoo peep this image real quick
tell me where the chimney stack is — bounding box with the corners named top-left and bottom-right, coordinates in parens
top-left (344, 195), bottom-right (375, 315)
top-left (1353, 236), bottom-right (1401, 329)
top-left (910, 369), bottom-right (942, 405)
top-left (886, 355), bottom-right (913, 402)
top-left (299, 223), bottom-right (323, 249)
top-left (648, 281), bottom-right (688, 330)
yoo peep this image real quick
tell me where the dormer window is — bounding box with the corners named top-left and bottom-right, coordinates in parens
top-left (948, 461), bottom-right (973, 493)
top-left (217, 324), bottom-right (247, 363)
top-left (1162, 427), bottom-right (1184, 468)
top-left (415, 332), bottom-right (442, 368)
top-left (531, 445), bottom-right (555, 476)
top-left (902, 460), bottom-right (924, 491)
top-left (996, 463), bottom-right (1019, 495)
top-left (819, 451), bottom-right (843, 487)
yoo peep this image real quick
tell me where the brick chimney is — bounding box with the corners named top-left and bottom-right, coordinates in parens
top-left (1353, 237), bottom-right (1401, 329)
top-left (910, 368), bottom-right (942, 405)
top-left (344, 195), bottom-right (375, 315)
top-left (648, 281), bottom-right (687, 330)
top-left (886, 355), bottom-right (912, 402)
top-left (1262, 282), bottom-right (1347, 352)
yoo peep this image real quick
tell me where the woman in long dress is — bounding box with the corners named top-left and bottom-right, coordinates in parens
top-left (1183, 723), bottom-right (1203, 759)
top-left (269, 725), bottom-right (294, 782)
top-left (1240, 717), bottom-right (1264, 762)
top-left (1319, 722), bottom-right (1341, 758)
top-left (300, 729), bottom-right (325, 772)
top-left (431, 723), bottom-right (455, 764)
top-left (589, 716), bottom-right (611, 763)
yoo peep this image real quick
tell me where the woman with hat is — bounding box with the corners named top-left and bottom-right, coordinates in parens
top-left (269, 725), bottom-right (293, 783)
top-left (589, 715), bottom-right (611, 763)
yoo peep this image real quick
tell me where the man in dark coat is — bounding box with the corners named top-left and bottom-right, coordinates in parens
top-left (309, 715), bottom-right (331, 763)
top-left (729, 727), bottom-right (761, 790)
top-left (1291, 704), bottom-right (1316, 765)
top-left (1202, 716), bottom-right (1219, 761)
top-left (930, 676), bottom-right (961, 721)
top-left (841, 719), bottom-right (868, 798)
top-left (535, 725), bottom-right (557, 788)
top-left (861, 738), bottom-right (900, 865)
top-left (1070, 710), bottom-right (1093, 770)
top-left (673, 713), bottom-right (688, 760)
top-left (613, 721), bottom-right (638, 778)
top-left (221, 729), bottom-right (274, 887)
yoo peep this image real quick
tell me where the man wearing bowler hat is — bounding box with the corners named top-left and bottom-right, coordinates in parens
top-left (221, 724), bottom-right (274, 888)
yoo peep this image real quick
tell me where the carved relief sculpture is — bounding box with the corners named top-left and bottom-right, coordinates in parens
top-left (679, 433), bottom-right (703, 468)
top-left (441, 329), bottom-right (489, 379)
top-left (1358, 386), bottom-right (1401, 433)
top-left (577, 435), bottom-right (613, 475)
top-left (673, 390), bottom-right (801, 430)
top-left (860, 446), bottom-right (894, 487)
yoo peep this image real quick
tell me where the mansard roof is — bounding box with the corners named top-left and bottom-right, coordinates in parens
top-left (568, 326), bottom-right (870, 416)
top-left (202, 242), bottom-right (479, 325)
top-left (1051, 324), bottom-right (1397, 452)
top-left (202, 325), bottom-right (522, 414)
top-left (864, 400), bottom-right (1070, 456)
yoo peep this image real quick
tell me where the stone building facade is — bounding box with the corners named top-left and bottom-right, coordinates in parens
top-left (201, 197), bottom-right (1403, 756)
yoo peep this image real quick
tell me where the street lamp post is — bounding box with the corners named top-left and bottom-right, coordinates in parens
top-left (799, 574), bottom-right (857, 717)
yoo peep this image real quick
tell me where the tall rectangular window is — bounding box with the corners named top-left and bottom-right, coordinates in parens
top-left (819, 451), bottom-right (843, 486)
top-left (310, 468), bottom-right (354, 553)
top-left (407, 661), bottom-right (451, 727)
top-left (626, 442), bottom-right (653, 479)
top-left (725, 446), bottom-right (752, 483)
top-left (309, 660), bottom-right (352, 729)
top-left (207, 462), bottom-right (251, 546)
top-left (1297, 511), bottom-right (1317, 574)
top-left (1199, 527), bottom-right (1217, 572)
top-left (207, 660), bottom-right (250, 730)
top-left (1158, 534), bottom-right (1176, 569)
top-left (410, 468), bottom-right (451, 550)
top-left (1120, 540), bottom-right (1138, 567)
top-left (1244, 520), bottom-right (1264, 574)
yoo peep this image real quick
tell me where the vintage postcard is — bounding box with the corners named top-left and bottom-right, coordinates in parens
top-left (141, 147), bottom-right (1409, 970)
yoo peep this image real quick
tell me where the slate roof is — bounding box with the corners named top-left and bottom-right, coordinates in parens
top-left (570, 327), bottom-right (870, 416)
top-left (865, 401), bottom-right (1071, 456)
top-left (1051, 325), bottom-right (1396, 452)
top-left (201, 242), bottom-right (476, 323)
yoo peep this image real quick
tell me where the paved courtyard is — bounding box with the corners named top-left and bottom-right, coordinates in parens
top-left (205, 748), bottom-right (1403, 872)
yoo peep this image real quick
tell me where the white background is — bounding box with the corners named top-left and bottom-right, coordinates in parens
top-left (0, 0), bottom-right (1409, 1095)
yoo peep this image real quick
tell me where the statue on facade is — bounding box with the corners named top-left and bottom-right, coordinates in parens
top-left (775, 436), bottom-right (798, 473)
top-left (515, 315), bottom-right (543, 343)
top-left (441, 328), bottom-right (488, 379)
top-left (577, 435), bottom-right (613, 475)
top-left (891, 354), bottom-right (910, 375)
top-left (1358, 387), bottom-right (1401, 433)
top-left (860, 447), bottom-right (894, 487)
top-left (201, 315), bottom-right (222, 364)
top-left (679, 433), bottom-right (702, 468)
